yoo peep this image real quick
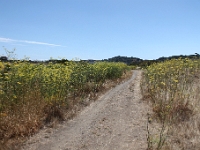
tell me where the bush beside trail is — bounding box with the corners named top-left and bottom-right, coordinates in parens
top-left (141, 58), bottom-right (200, 149)
top-left (0, 61), bottom-right (130, 149)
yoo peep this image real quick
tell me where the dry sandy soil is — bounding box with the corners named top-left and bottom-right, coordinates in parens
top-left (21, 70), bottom-right (150, 150)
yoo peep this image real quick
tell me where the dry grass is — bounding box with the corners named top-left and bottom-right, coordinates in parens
top-left (0, 70), bottom-right (133, 150)
top-left (0, 91), bottom-right (45, 150)
top-left (141, 59), bottom-right (200, 150)
top-left (166, 73), bottom-right (200, 150)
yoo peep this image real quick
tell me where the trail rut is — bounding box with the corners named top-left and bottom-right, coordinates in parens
top-left (22, 70), bottom-right (149, 150)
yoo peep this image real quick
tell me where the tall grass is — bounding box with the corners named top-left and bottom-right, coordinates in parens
top-left (0, 60), bottom-right (129, 149)
top-left (141, 58), bottom-right (200, 149)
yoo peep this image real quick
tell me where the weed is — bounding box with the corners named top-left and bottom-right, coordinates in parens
top-left (0, 59), bottom-right (130, 149)
top-left (141, 58), bottom-right (200, 149)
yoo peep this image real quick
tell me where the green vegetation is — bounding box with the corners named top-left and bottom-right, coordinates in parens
top-left (1, 48), bottom-right (200, 149)
top-left (0, 60), bottom-right (130, 148)
top-left (141, 58), bottom-right (200, 149)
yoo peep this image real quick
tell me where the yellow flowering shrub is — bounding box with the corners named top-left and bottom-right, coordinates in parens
top-left (0, 60), bottom-right (128, 112)
top-left (143, 58), bottom-right (200, 122)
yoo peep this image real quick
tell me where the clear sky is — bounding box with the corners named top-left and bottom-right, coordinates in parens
top-left (0, 0), bottom-right (200, 60)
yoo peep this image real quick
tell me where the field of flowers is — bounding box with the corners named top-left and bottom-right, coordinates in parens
top-left (141, 58), bottom-right (200, 149)
top-left (0, 60), bottom-right (129, 147)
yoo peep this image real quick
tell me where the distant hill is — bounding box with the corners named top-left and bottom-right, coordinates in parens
top-left (103, 56), bottom-right (143, 65)
top-left (156, 54), bottom-right (200, 61)
top-left (1, 53), bottom-right (200, 67)
top-left (103, 54), bottom-right (200, 67)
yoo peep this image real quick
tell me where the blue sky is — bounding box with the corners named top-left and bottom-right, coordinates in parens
top-left (0, 0), bottom-right (200, 60)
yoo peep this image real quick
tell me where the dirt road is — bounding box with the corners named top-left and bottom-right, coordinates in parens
top-left (22, 70), bottom-right (149, 150)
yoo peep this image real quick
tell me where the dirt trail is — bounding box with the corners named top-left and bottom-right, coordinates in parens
top-left (22, 70), bottom-right (149, 150)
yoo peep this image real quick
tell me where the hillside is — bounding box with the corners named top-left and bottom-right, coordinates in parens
top-left (1, 53), bottom-right (200, 67)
